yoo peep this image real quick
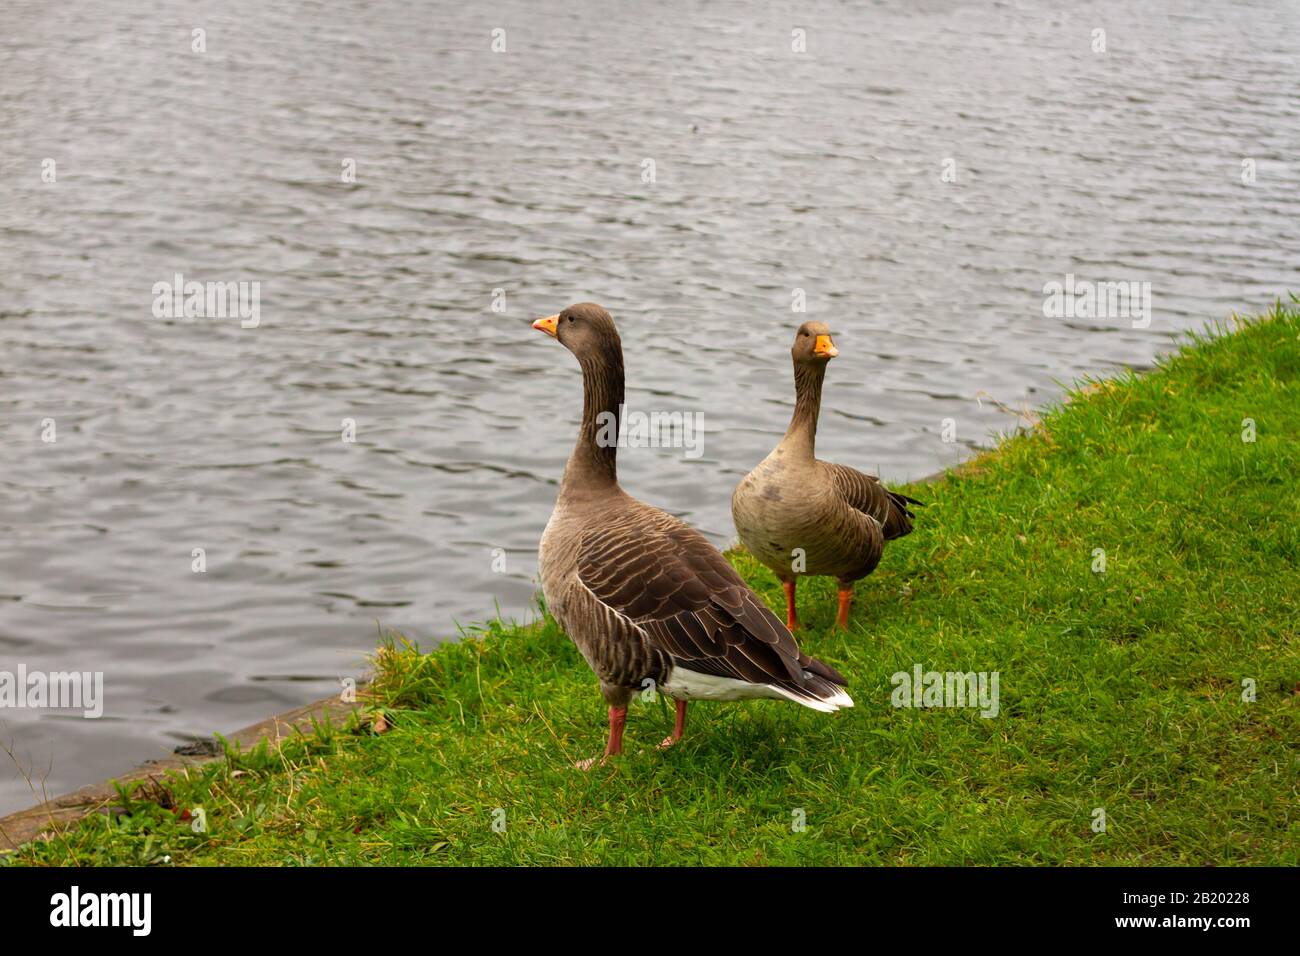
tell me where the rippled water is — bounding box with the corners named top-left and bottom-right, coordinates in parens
top-left (2, 0), bottom-right (1298, 814)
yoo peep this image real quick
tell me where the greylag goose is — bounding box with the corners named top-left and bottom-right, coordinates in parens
top-left (533, 304), bottom-right (852, 769)
top-left (731, 321), bottom-right (918, 631)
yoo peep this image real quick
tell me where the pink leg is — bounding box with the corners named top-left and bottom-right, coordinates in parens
top-left (576, 706), bottom-right (627, 770)
top-left (783, 580), bottom-right (799, 631)
top-left (606, 705), bottom-right (627, 756)
top-left (658, 699), bottom-right (688, 749)
top-left (836, 587), bottom-right (853, 629)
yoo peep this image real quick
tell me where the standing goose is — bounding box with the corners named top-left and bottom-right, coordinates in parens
top-left (533, 304), bottom-right (852, 769)
top-left (732, 321), bottom-right (919, 631)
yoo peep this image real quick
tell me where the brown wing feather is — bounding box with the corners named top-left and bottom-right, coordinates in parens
top-left (825, 462), bottom-right (919, 540)
top-left (575, 512), bottom-right (847, 694)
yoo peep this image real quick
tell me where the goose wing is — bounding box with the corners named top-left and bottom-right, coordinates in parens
top-left (574, 511), bottom-right (846, 693)
top-left (825, 462), bottom-right (920, 540)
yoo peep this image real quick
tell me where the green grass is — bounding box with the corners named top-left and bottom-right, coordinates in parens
top-left (7, 303), bottom-right (1299, 866)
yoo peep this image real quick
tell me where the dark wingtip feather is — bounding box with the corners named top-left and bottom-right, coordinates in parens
top-left (800, 652), bottom-right (849, 687)
top-left (883, 490), bottom-right (918, 539)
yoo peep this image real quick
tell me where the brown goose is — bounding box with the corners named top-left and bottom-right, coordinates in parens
top-left (533, 304), bottom-right (852, 769)
top-left (731, 321), bottom-right (918, 631)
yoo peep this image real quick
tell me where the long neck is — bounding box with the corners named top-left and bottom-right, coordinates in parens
top-left (782, 360), bottom-right (825, 459)
top-left (563, 343), bottom-right (624, 492)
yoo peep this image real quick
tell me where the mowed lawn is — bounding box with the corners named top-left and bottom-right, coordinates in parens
top-left (7, 303), bottom-right (1298, 866)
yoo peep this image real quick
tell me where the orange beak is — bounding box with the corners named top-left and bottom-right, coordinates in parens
top-left (813, 334), bottom-right (838, 358)
top-left (532, 314), bottom-right (559, 337)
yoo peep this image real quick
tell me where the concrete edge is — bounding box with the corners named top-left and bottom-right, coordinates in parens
top-left (0, 691), bottom-right (366, 852)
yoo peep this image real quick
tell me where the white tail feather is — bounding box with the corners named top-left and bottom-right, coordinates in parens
top-left (771, 683), bottom-right (854, 712)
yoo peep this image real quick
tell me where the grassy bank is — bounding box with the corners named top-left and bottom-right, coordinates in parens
top-left (6, 304), bottom-right (1299, 866)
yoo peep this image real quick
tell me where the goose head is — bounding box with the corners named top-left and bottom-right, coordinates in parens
top-left (792, 321), bottom-right (838, 364)
top-left (532, 303), bottom-right (622, 362)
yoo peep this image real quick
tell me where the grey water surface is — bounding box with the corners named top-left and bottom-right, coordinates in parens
top-left (2, 0), bottom-right (1298, 814)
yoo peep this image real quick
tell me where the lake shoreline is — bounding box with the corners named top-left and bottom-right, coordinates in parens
top-left (0, 693), bottom-right (364, 852)
top-left (5, 302), bottom-right (1297, 864)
